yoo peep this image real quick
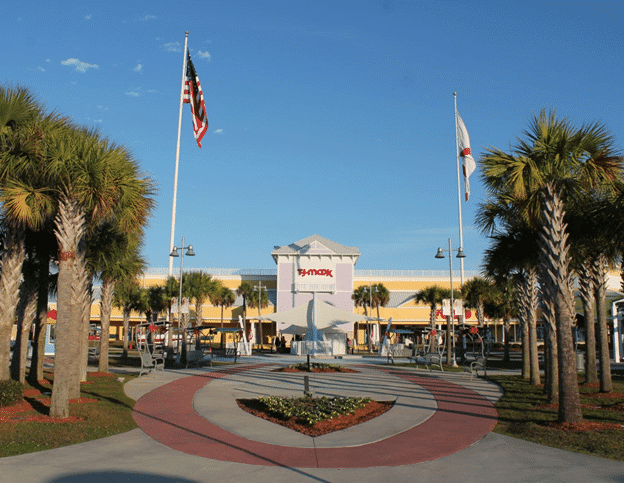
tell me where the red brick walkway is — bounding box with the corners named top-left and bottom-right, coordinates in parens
top-left (133, 365), bottom-right (497, 468)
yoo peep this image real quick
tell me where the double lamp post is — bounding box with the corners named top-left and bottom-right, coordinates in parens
top-left (435, 238), bottom-right (466, 367)
top-left (170, 237), bottom-right (195, 355)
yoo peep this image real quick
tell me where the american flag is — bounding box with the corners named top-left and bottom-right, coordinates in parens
top-left (183, 52), bottom-right (208, 148)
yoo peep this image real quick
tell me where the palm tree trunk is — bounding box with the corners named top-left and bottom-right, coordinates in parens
top-left (429, 305), bottom-right (437, 353)
top-left (593, 254), bottom-right (613, 393)
top-left (51, 195), bottom-right (85, 418)
top-left (98, 280), bottom-right (114, 373)
top-left (539, 184), bottom-right (582, 423)
top-left (522, 268), bottom-right (540, 384)
top-left (541, 254), bottom-right (558, 403)
top-left (477, 302), bottom-right (485, 327)
top-left (78, 279), bottom-right (93, 382)
top-left (0, 229), bottom-right (26, 381)
top-left (578, 263), bottom-right (598, 384)
top-left (29, 258), bottom-right (50, 384)
top-left (11, 281), bottom-right (37, 383)
top-left (503, 317), bottom-right (511, 363)
top-left (521, 320), bottom-right (530, 379)
top-left (122, 308), bottom-right (130, 358)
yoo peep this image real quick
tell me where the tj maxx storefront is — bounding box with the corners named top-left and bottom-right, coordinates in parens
top-left (92, 234), bottom-right (499, 346)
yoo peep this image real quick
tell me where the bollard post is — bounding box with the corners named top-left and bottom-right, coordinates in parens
top-left (304, 375), bottom-right (312, 397)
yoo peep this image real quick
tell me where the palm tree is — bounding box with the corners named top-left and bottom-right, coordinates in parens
top-left (88, 225), bottom-right (145, 373)
top-left (185, 271), bottom-right (218, 327)
top-left (372, 283), bottom-right (390, 348)
top-left (147, 285), bottom-right (169, 323)
top-left (236, 281), bottom-right (253, 341)
top-left (480, 109), bottom-right (623, 423)
top-left (414, 286), bottom-right (449, 353)
top-left (248, 286), bottom-right (269, 350)
top-left (484, 274), bottom-right (518, 364)
top-left (47, 126), bottom-right (155, 417)
top-left (481, 228), bottom-right (542, 383)
top-left (0, 86), bottom-right (53, 381)
top-left (28, 230), bottom-right (57, 384)
top-left (113, 276), bottom-right (144, 358)
top-left (10, 248), bottom-right (39, 383)
top-left (352, 286), bottom-right (370, 348)
top-left (462, 277), bottom-right (492, 329)
top-left (209, 285), bottom-right (234, 347)
top-left (414, 286), bottom-right (447, 329)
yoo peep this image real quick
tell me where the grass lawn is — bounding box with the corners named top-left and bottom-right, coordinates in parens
top-left (491, 374), bottom-right (624, 461)
top-left (0, 371), bottom-right (138, 457)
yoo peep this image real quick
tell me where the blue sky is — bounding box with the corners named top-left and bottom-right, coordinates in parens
top-left (2, 1), bottom-right (622, 272)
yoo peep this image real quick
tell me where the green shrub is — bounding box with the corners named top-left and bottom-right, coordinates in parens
top-left (258, 395), bottom-right (371, 425)
top-left (0, 379), bottom-right (23, 407)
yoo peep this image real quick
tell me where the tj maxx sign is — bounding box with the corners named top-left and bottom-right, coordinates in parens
top-left (297, 268), bottom-right (333, 277)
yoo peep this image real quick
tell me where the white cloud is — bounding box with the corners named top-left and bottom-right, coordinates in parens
top-left (197, 50), bottom-right (211, 60)
top-left (214, 129), bottom-right (223, 134)
top-left (164, 42), bottom-right (181, 53)
top-left (85, 14), bottom-right (92, 20)
top-left (134, 63), bottom-right (143, 72)
top-left (143, 14), bottom-right (156, 20)
top-left (125, 91), bottom-right (140, 97)
top-left (37, 67), bottom-right (45, 72)
top-left (45, 59), bottom-right (51, 63)
top-left (61, 58), bottom-right (99, 73)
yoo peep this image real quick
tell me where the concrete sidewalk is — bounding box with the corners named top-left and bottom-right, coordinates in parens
top-left (2, 361), bottom-right (623, 482)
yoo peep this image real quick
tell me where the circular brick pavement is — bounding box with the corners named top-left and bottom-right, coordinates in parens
top-left (132, 364), bottom-right (497, 468)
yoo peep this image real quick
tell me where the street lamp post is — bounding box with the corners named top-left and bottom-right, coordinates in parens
top-left (435, 238), bottom-right (466, 367)
top-left (170, 237), bottom-right (195, 357)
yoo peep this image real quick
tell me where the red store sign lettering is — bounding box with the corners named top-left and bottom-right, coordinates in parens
top-left (298, 269), bottom-right (333, 278)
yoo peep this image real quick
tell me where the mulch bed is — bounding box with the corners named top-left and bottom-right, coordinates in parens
top-left (0, 396), bottom-right (97, 423)
top-left (237, 398), bottom-right (393, 437)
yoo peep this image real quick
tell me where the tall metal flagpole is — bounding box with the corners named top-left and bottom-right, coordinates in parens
top-left (453, 92), bottom-right (465, 285)
top-left (169, 31), bottom-right (189, 277)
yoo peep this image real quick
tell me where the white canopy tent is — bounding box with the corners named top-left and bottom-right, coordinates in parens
top-left (256, 298), bottom-right (377, 356)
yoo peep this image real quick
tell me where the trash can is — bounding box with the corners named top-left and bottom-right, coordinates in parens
top-left (576, 351), bottom-right (585, 372)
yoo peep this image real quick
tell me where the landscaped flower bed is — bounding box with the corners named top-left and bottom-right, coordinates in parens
top-left (237, 395), bottom-right (394, 436)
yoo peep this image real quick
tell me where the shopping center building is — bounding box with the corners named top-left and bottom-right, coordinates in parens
top-left (90, 235), bottom-right (492, 346)
top-left (86, 234), bottom-right (624, 351)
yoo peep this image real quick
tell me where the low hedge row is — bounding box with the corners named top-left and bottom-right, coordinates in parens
top-left (0, 379), bottom-right (24, 407)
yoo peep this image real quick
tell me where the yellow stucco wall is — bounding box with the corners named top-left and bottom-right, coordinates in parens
top-left (92, 273), bottom-right (478, 328)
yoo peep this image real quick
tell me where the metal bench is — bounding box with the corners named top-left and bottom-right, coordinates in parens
top-left (212, 347), bottom-right (239, 363)
top-left (138, 350), bottom-right (165, 377)
top-left (408, 352), bottom-right (444, 371)
top-left (463, 356), bottom-right (487, 380)
top-left (386, 347), bottom-right (414, 364)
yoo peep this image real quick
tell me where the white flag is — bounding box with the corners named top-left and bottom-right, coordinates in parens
top-left (456, 113), bottom-right (476, 201)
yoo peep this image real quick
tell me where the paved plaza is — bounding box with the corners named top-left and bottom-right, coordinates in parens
top-left (2, 357), bottom-right (624, 482)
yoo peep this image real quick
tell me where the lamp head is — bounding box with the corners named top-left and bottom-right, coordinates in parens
top-left (170, 247), bottom-right (179, 257)
top-left (456, 248), bottom-right (466, 258)
top-left (186, 245), bottom-right (195, 256)
top-left (434, 248), bottom-right (445, 259)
